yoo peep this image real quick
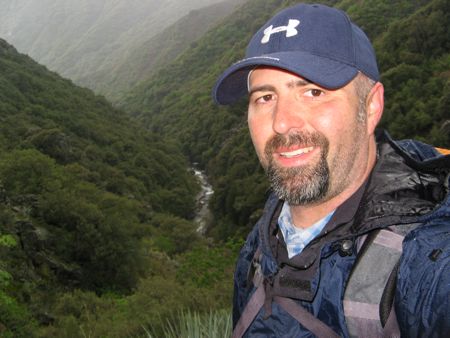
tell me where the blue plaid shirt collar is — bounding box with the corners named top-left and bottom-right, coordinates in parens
top-left (278, 202), bottom-right (335, 259)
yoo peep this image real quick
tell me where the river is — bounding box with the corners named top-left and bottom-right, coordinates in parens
top-left (192, 167), bottom-right (214, 234)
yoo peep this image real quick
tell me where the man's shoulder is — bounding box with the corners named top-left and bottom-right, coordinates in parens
top-left (397, 214), bottom-right (450, 336)
top-left (395, 138), bottom-right (447, 161)
top-left (405, 216), bottom-right (450, 244)
top-left (376, 129), bottom-right (449, 162)
top-left (400, 211), bottom-right (449, 283)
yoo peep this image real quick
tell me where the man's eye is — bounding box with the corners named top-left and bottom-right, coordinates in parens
top-left (306, 89), bottom-right (324, 97)
top-left (256, 94), bottom-right (274, 103)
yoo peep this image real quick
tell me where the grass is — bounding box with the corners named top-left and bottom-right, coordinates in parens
top-left (145, 309), bottom-right (232, 338)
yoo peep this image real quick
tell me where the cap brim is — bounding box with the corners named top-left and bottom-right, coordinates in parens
top-left (213, 51), bottom-right (358, 105)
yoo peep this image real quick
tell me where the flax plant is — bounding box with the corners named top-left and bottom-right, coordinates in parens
top-left (145, 309), bottom-right (232, 338)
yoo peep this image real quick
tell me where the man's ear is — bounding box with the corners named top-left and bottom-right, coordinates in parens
top-left (366, 82), bottom-right (384, 135)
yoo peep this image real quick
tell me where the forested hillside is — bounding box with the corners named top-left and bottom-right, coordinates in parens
top-left (0, 0), bottom-right (233, 98)
top-left (0, 39), bottom-right (237, 337)
top-left (121, 0), bottom-right (450, 238)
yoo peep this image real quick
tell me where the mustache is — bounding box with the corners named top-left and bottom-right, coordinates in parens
top-left (264, 131), bottom-right (328, 156)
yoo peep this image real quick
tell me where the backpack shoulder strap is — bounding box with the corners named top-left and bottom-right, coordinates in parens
top-left (233, 247), bottom-right (341, 338)
top-left (232, 283), bottom-right (265, 338)
top-left (274, 296), bottom-right (340, 338)
top-left (344, 228), bottom-right (404, 338)
top-left (233, 248), bottom-right (265, 338)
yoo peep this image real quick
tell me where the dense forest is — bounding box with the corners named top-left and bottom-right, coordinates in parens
top-left (1, 0), bottom-right (449, 336)
top-left (0, 39), bottom-right (237, 337)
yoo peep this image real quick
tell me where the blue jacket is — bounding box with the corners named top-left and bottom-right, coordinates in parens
top-left (233, 131), bottom-right (450, 337)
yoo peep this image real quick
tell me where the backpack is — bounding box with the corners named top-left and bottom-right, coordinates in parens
top-left (232, 227), bottom-right (407, 338)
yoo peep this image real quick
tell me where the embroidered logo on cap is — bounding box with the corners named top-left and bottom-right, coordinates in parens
top-left (261, 19), bottom-right (300, 44)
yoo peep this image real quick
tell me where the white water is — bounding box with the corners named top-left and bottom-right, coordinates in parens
top-left (192, 167), bottom-right (214, 234)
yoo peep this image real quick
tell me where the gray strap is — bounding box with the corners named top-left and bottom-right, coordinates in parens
top-left (343, 300), bottom-right (379, 320)
top-left (382, 304), bottom-right (401, 338)
top-left (232, 284), bottom-right (265, 338)
top-left (344, 229), bottom-right (404, 338)
top-left (274, 296), bottom-right (341, 338)
top-left (373, 229), bottom-right (404, 251)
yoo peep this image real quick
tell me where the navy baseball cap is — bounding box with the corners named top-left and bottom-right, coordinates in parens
top-left (213, 3), bottom-right (379, 105)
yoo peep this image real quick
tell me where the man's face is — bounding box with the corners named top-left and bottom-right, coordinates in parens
top-left (247, 67), bottom-right (370, 205)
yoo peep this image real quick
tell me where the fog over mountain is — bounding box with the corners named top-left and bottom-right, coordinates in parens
top-left (0, 0), bottom-right (237, 96)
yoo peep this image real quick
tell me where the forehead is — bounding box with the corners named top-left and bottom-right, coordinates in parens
top-left (248, 67), bottom-right (306, 85)
top-left (248, 66), bottom-right (302, 80)
top-left (248, 66), bottom-right (357, 94)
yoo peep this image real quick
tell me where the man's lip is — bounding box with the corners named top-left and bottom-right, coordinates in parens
top-left (276, 145), bottom-right (315, 158)
top-left (270, 145), bottom-right (320, 167)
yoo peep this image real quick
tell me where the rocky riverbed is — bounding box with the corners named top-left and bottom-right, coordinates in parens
top-left (192, 167), bottom-right (214, 234)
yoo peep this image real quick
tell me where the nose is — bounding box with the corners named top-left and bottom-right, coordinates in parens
top-left (272, 96), bottom-right (305, 134)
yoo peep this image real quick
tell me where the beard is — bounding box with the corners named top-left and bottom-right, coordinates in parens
top-left (264, 131), bottom-right (330, 206)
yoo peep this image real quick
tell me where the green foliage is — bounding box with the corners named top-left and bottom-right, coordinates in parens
top-left (36, 289), bottom-right (118, 338)
top-left (0, 37), bottom-right (201, 335)
top-left (375, 0), bottom-right (450, 146)
top-left (0, 39), bottom-right (199, 220)
top-left (0, 149), bottom-right (61, 197)
top-left (0, 235), bottom-right (15, 290)
top-left (36, 243), bottom-right (237, 337)
top-left (0, 149), bottom-right (144, 291)
top-left (0, 233), bottom-right (37, 337)
top-left (146, 309), bottom-right (232, 338)
top-left (176, 239), bottom-right (242, 291)
top-left (0, 292), bottom-right (36, 338)
top-left (207, 126), bottom-right (269, 235)
top-left (0, 234), bottom-right (16, 248)
top-left (149, 213), bottom-right (200, 256)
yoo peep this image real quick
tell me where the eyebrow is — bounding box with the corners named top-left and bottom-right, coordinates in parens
top-left (248, 84), bottom-right (275, 98)
top-left (248, 79), bottom-right (312, 97)
top-left (288, 79), bottom-right (312, 88)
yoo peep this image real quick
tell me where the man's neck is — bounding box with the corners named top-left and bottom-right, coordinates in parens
top-left (290, 190), bottom-right (358, 228)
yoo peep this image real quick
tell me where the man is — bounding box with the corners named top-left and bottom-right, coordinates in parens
top-left (213, 3), bottom-right (449, 338)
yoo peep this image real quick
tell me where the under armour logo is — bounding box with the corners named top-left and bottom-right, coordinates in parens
top-left (261, 19), bottom-right (300, 44)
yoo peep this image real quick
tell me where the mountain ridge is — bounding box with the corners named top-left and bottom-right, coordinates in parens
top-left (0, 0), bottom-right (233, 97)
top-left (83, 0), bottom-right (246, 101)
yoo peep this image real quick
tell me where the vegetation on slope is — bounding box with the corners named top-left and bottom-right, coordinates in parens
top-left (0, 39), bottom-right (237, 337)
